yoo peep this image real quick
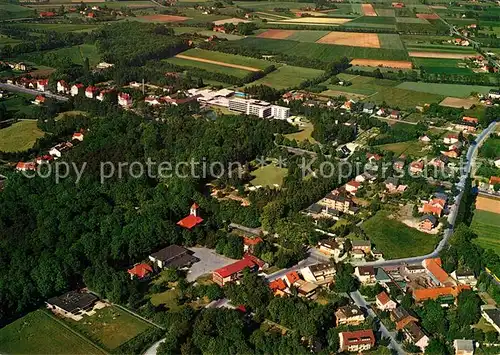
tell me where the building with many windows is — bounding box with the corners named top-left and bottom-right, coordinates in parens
top-left (228, 98), bottom-right (289, 119)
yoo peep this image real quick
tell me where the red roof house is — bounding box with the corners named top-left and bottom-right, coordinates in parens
top-left (128, 263), bottom-right (153, 280)
top-left (15, 162), bottom-right (36, 171)
top-left (177, 203), bottom-right (204, 229)
top-left (40, 11), bottom-right (56, 17)
top-left (212, 254), bottom-right (259, 286)
top-left (284, 271), bottom-right (300, 287)
top-left (339, 329), bottom-right (375, 352)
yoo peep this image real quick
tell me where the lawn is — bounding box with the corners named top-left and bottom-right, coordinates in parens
top-left (250, 65), bottom-right (324, 89)
top-left (376, 140), bottom-right (428, 158)
top-left (362, 210), bottom-right (437, 259)
top-left (396, 82), bottom-right (495, 97)
top-left (0, 310), bottom-right (105, 355)
top-left (166, 56), bottom-right (250, 78)
top-left (479, 136), bottom-right (500, 159)
top-left (250, 164), bottom-right (288, 187)
top-left (176, 48), bottom-right (275, 70)
top-left (284, 121), bottom-right (316, 143)
top-left (471, 210), bottom-right (500, 255)
top-left (0, 120), bottom-right (44, 152)
top-left (65, 306), bottom-right (151, 351)
top-left (0, 2), bottom-right (35, 20)
top-left (55, 110), bottom-right (88, 121)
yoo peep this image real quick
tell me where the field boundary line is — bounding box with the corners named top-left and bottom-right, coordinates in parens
top-left (175, 54), bottom-right (261, 72)
top-left (41, 310), bottom-right (109, 354)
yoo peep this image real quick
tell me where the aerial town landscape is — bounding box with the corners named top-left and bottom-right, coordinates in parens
top-left (1, 0), bottom-right (500, 353)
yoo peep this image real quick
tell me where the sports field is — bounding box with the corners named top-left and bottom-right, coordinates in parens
top-left (396, 82), bottom-right (495, 97)
top-left (362, 210), bottom-right (437, 259)
top-left (472, 209), bottom-right (500, 255)
top-left (0, 310), bottom-right (105, 355)
top-left (0, 120), bottom-right (44, 152)
top-left (65, 306), bottom-right (152, 350)
top-left (250, 65), bottom-right (324, 89)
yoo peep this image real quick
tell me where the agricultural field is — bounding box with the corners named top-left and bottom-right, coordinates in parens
top-left (8, 23), bottom-right (99, 33)
top-left (167, 56), bottom-right (251, 78)
top-left (64, 306), bottom-right (152, 351)
top-left (250, 65), bottom-right (324, 89)
top-left (0, 120), bottom-right (44, 153)
top-left (0, 34), bottom-right (23, 47)
top-left (396, 82), bottom-right (495, 97)
top-left (362, 210), bottom-right (438, 259)
top-left (220, 37), bottom-right (410, 62)
top-left (343, 16), bottom-right (397, 29)
top-left (0, 2), bottom-right (35, 20)
top-left (174, 48), bottom-right (274, 71)
top-left (23, 44), bottom-right (101, 67)
top-left (0, 310), bottom-right (105, 355)
top-left (412, 57), bottom-right (472, 74)
top-left (472, 209), bottom-right (500, 255)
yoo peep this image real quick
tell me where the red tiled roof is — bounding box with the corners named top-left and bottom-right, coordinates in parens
top-left (128, 263), bottom-right (153, 278)
top-left (243, 237), bottom-right (263, 246)
top-left (244, 253), bottom-right (265, 269)
top-left (489, 176), bottom-right (500, 185)
top-left (74, 83), bottom-right (84, 88)
top-left (213, 257), bottom-right (256, 278)
top-left (86, 86), bottom-right (98, 92)
top-left (340, 329), bottom-right (375, 346)
top-left (347, 180), bottom-right (361, 188)
top-left (35, 95), bottom-right (45, 102)
top-left (376, 291), bottom-right (391, 305)
top-left (16, 162), bottom-right (36, 170)
top-left (424, 258), bottom-right (449, 284)
top-left (177, 214), bottom-right (203, 229)
top-left (285, 271), bottom-right (300, 285)
top-left (413, 285), bottom-right (470, 302)
top-left (269, 278), bottom-right (287, 291)
top-left (191, 202), bottom-right (199, 209)
top-left (38, 79), bottom-right (48, 86)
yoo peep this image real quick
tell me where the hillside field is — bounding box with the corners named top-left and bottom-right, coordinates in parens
top-left (249, 65), bottom-right (324, 89)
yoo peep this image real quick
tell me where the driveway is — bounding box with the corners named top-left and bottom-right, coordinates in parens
top-left (186, 247), bottom-right (237, 282)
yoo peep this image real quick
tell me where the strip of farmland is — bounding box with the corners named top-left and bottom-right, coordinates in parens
top-left (175, 54), bottom-right (261, 72)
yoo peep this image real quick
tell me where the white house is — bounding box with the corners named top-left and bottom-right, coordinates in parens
top-left (49, 142), bottom-right (73, 158)
top-left (85, 86), bottom-right (98, 99)
top-left (443, 134), bottom-right (459, 145)
top-left (118, 93), bottom-right (132, 107)
top-left (354, 266), bottom-right (376, 284)
top-left (57, 80), bottom-right (69, 94)
top-left (375, 291), bottom-right (397, 311)
top-left (71, 84), bottom-right (84, 97)
top-left (37, 79), bottom-right (48, 92)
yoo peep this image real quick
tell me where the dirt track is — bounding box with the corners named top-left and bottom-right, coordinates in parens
top-left (350, 59), bottom-right (413, 69)
top-left (476, 196), bottom-right (500, 214)
top-left (409, 51), bottom-right (474, 59)
top-left (175, 54), bottom-right (261, 72)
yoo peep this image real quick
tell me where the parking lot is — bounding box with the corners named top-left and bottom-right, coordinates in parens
top-left (186, 247), bottom-right (237, 282)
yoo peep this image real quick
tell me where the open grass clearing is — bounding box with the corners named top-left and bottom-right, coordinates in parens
top-left (284, 120), bottom-right (316, 143)
top-left (65, 306), bottom-right (151, 351)
top-left (376, 140), bottom-right (428, 158)
top-left (472, 209), bottom-right (500, 255)
top-left (0, 310), bottom-right (105, 355)
top-left (396, 82), bottom-right (495, 97)
top-left (362, 210), bottom-right (438, 259)
top-left (24, 44), bottom-right (100, 66)
top-left (0, 120), bottom-right (44, 152)
top-left (250, 164), bottom-right (288, 187)
top-left (250, 65), bottom-right (323, 89)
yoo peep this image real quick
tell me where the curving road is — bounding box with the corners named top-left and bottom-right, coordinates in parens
top-left (0, 83), bottom-right (69, 101)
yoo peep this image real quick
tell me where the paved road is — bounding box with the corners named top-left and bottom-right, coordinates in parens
top-left (266, 247), bottom-right (331, 281)
top-left (358, 121), bottom-right (497, 268)
top-left (0, 83), bottom-right (69, 101)
top-left (350, 290), bottom-right (405, 355)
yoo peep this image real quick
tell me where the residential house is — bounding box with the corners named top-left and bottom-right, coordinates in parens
top-left (339, 330), bottom-right (375, 352)
top-left (127, 263), bottom-right (153, 281)
top-left (363, 103), bottom-right (375, 114)
top-left (177, 203), bottom-right (203, 229)
top-left (294, 279), bottom-right (319, 298)
top-left (376, 291), bottom-right (397, 311)
top-left (15, 161), bottom-right (36, 172)
top-left (145, 96), bottom-right (162, 106)
top-left (149, 244), bottom-right (199, 270)
top-left (13, 62), bottom-right (27, 71)
top-left (423, 257), bottom-right (455, 286)
top-left (49, 142), bottom-right (73, 158)
top-left (355, 266), bottom-right (376, 284)
top-left (71, 83), bottom-right (84, 96)
top-left (488, 176), bottom-right (500, 190)
top-left (72, 132), bottom-right (84, 142)
top-left (319, 193), bottom-right (357, 215)
top-left (40, 11), bottom-right (56, 17)
top-left (456, 121), bottom-right (477, 133)
top-left (341, 99), bottom-right (355, 111)
top-left (118, 92), bottom-right (132, 107)
top-left (35, 155), bottom-right (54, 165)
top-left (301, 262), bottom-right (336, 285)
top-left (393, 159), bottom-right (405, 170)
top-left (318, 239), bottom-right (342, 258)
top-left (431, 155), bottom-right (449, 168)
top-left (376, 107), bottom-right (388, 116)
top-left (269, 278), bottom-right (288, 297)
top-left (444, 134), bottom-right (459, 145)
top-left (37, 79), bottom-right (49, 92)
top-left (422, 198), bottom-right (446, 217)
top-left (495, 158), bottom-right (500, 169)
top-left (355, 171), bottom-right (377, 184)
top-left (451, 270), bottom-right (477, 288)
top-left (410, 160), bottom-right (424, 174)
top-left (243, 236), bottom-right (263, 253)
top-left (453, 339), bottom-right (474, 355)
top-left (57, 80), bottom-right (69, 94)
top-left (420, 135), bottom-right (431, 143)
top-left (390, 110), bottom-right (400, 119)
top-left (96, 62), bottom-right (114, 69)
top-left (488, 89), bottom-right (500, 100)
top-left (405, 265), bottom-right (426, 274)
top-left (481, 305), bottom-right (500, 333)
top-left (345, 180), bottom-right (361, 195)
top-left (33, 95), bottom-right (45, 105)
top-left (442, 148), bottom-right (460, 159)
top-left (390, 307), bottom-right (418, 330)
top-left (420, 215), bottom-right (438, 231)
top-left (46, 290), bottom-right (99, 321)
top-left (212, 254), bottom-right (261, 286)
top-left (375, 268), bottom-right (392, 285)
top-left (335, 305), bottom-right (365, 326)
top-left (385, 177), bottom-right (399, 193)
top-left (413, 285), bottom-right (471, 304)
top-left (96, 89), bottom-right (112, 102)
top-left (85, 86), bottom-right (98, 99)
top-left (403, 321), bottom-right (429, 352)
top-left (284, 271), bottom-right (301, 288)
top-left (352, 240), bottom-right (371, 254)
